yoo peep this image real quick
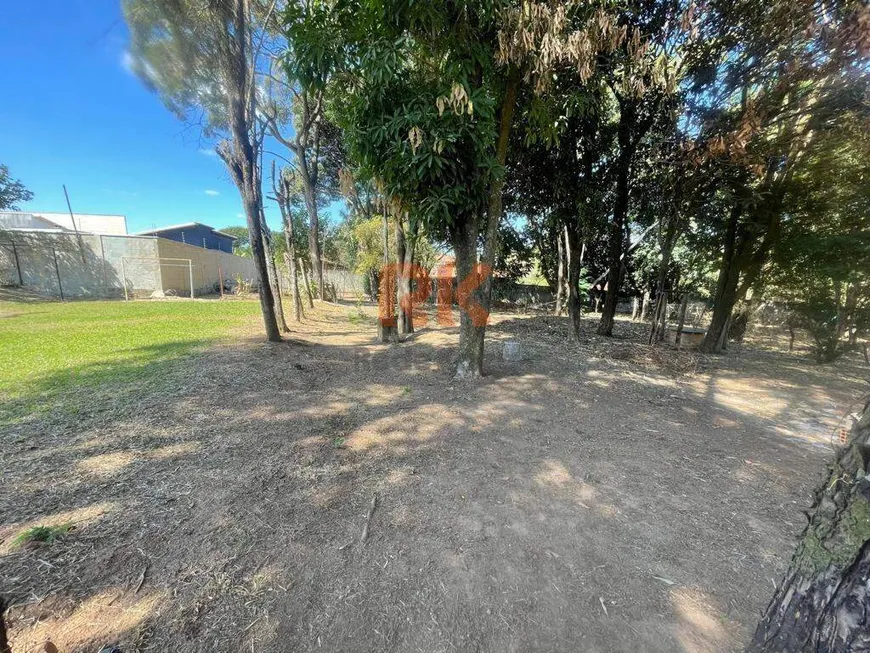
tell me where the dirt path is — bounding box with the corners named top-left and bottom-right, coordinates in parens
top-left (3, 304), bottom-right (867, 652)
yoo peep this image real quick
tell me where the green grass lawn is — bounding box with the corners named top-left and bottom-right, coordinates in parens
top-left (0, 299), bottom-right (260, 423)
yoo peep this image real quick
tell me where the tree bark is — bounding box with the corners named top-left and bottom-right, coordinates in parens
top-left (700, 203), bottom-right (743, 353)
top-left (395, 215), bottom-right (416, 335)
top-left (631, 297), bottom-right (640, 321)
top-left (299, 165), bottom-right (324, 301)
top-left (453, 66), bottom-right (519, 378)
top-left (565, 224), bottom-right (582, 341)
top-left (597, 103), bottom-right (634, 337)
top-left (748, 402), bottom-right (870, 652)
top-left (261, 219), bottom-right (289, 332)
top-left (649, 214), bottom-right (677, 344)
top-left (273, 163), bottom-right (302, 321)
top-left (451, 216), bottom-right (485, 376)
top-left (674, 293), bottom-right (688, 348)
top-left (284, 252), bottom-right (303, 321)
top-left (641, 290), bottom-right (651, 322)
top-left (0, 596), bottom-right (9, 653)
top-left (555, 227), bottom-right (565, 317)
top-left (218, 0), bottom-right (279, 342)
top-left (298, 258), bottom-right (314, 309)
top-left (378, 209), bottom-right (398, 342)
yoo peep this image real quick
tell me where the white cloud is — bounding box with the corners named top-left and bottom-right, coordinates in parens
top-left (198, 148), bottom-right (217, 157)
top-left (205, 189), bottom-right (220, 196)
top-left (121, 50), bottom-right (135, 75)
top-left (236, 213), bottom-right (244, 218)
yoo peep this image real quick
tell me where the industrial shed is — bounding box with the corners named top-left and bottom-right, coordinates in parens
top-left (136, 222), bottom-right (236, 253)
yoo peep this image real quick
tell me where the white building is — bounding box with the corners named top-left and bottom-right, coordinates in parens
top-left (0, 211), bottom-right (128, 235)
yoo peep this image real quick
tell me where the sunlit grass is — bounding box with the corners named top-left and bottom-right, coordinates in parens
top-left (0, 299), bottom-right (260, 423)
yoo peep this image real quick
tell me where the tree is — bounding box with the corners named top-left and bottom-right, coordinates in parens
top-left (0, 165), bottom-right (34, 211)
top-left (693, 0), bottom-right (870, 353)
top-left (286, 0), bottom-right (637, 375)
top-left (749, 399), bottom-right (870, 651)
top-left (765, 117), bottom-right (870, 362)
top-left (124, 0), bottom-right (282, 341)
top-left (221, 226), bottom-right (252, 257)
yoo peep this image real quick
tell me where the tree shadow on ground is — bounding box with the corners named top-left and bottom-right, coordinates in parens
top-left (1, 307), bottom-right (857, 652)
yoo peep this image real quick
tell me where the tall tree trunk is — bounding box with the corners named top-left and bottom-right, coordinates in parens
top-left (631, 297), bottom-right (640, 321)
top-left (700, 203), bottom-right (743, 353)
top-left (597, 106), bottom-right (634, 337)
top-left (452, 216), bottom-right (485, 376)
top-left (299, 258), bottom-right (314, 309)
top-left (284, 253), bottom-right (302, 321)
top-left (649, 216), bottom-right (677, 344)
top-left (273, 162), bottom-right (302, 321)
top-left (280, 215), bottom-right (303, 322)
top-left (261, 220), bottom-right (289, 332)
top-left (674, 293), bottom-right (688, 348)
top-left (395, 215), bottom-right (415, 335)
top-left (641, 289), bottom-right (651, 321)
top-left (453, 67), bottom-right (519, 378)
top-left (566, 224), bottom-right (582, 341)
top-left (748, 402), bottom-right (870, 652)
top-left (555, 227), bottom-right (565, 317)
top-left (378, 209), bottom-right (398, 342)
top-left (219, 0), bottom-right (279, 342)
top-left (299, 158), bottom-right (324, 301)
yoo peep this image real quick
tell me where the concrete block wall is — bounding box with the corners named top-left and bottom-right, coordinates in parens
top-left (155, 238), bottom-right (256, 295)
top-left (0, 230), bottom-right (255, 299)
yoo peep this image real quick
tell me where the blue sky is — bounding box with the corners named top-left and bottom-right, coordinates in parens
top-left (0, 0), bottom-right (296, 234)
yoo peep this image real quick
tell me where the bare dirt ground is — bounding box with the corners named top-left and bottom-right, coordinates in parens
top-left (3, 302), bottom-right (869, 652)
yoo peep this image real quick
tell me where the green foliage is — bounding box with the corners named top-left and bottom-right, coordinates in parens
top-left (13, 523), bottom-right (73, 547)
top-left (221, 226), bottom-right (252, 257)
top-left (284, 0), bottom-right (507, 239)
top-left (0, 299), bottom-right (260, 423)
top-left (0, 164), bottom-right (34, 211)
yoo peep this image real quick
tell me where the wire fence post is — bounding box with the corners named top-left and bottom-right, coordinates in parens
top-left (218, 266), bottom-right (224, 298)
top-left (188, 260), bottom-right (194, 299)
top-left (121, 257), bottom-right (129, 301)
top-left (11, 241), bottom-right (23, 286)
top-left (51, 248), bottom-right (64, 301)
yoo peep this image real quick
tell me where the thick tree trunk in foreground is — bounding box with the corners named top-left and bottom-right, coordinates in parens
top-left (0, 596), bottom-right (10, 653)
top-left (453, 67), bottom-right (519, 378)
top-left (748, 402), bottom-right (870, 652)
